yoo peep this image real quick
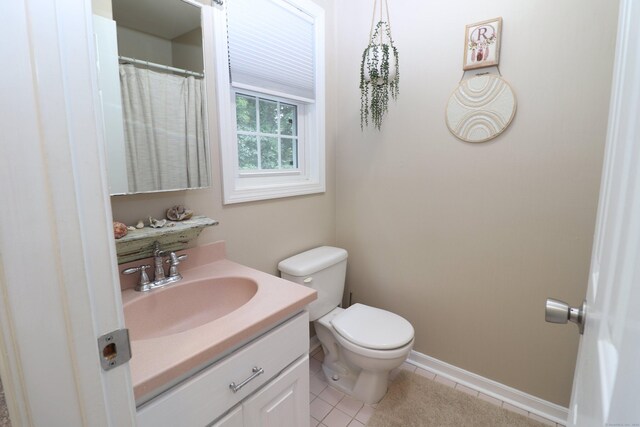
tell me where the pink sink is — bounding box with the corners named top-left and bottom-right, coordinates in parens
top-left (124, 277), bottom-right (258, 341)
top-left (119, 241), bottom-right (317, 403)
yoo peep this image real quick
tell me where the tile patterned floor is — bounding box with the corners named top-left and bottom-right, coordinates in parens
top-left (308, 347), bottom-right (564, 427)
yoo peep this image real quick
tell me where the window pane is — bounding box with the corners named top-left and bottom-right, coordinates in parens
top-left (236, 94), bottom-right (256, 131)
top-left (259, 99), bottom-right (278, 134)
top-left (281, 138), bottom-right (296, 169)
top-left (260, 136), bottom-right (278, 169)
top-left (280, 103), bottom-right (297, 136)
top-left (238, 135), bottom-right (258, 169)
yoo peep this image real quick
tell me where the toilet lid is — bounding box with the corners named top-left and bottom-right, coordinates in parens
top-left (331, 304), bottom-right (414, 350)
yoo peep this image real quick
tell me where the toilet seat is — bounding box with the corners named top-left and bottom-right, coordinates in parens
top-left (332, 326), bottom-right (415, 360)
top-left (330, 304), bottom-right (415, 350)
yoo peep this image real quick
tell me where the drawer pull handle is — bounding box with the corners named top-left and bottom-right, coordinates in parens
top-left (229, 367), bottom-right (264, 393)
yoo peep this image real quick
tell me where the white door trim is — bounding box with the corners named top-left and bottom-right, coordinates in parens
top-left (0, 0), bottom-right (136, 425)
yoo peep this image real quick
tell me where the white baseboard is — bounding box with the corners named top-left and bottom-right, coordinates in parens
top-left (407, 350), bottom-right (569, 425)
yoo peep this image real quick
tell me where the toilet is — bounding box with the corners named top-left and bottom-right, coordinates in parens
top-left (279, 246), bottom-right (415, 404)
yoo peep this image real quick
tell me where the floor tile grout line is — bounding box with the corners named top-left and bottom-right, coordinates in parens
top-left (311, 379), bottom-right (376, 427)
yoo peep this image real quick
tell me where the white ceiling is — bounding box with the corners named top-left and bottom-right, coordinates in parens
top-left (112, 0), bottom-right (201, 40)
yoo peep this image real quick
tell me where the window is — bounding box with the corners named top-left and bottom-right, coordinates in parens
top-left (212, 0), bottom-right (325, 204)
top-left (235, 92), bottom-right (300, 171)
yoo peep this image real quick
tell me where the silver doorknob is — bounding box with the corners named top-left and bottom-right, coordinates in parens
top-left (545, 298), bottom-right (586, 334)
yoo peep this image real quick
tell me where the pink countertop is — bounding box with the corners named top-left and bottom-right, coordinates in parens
top-left (119, 241), bottom-right (317, 404)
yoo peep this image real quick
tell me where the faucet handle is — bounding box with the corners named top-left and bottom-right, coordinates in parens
top-left (165, 253), bottom-right (187, 278)
top-left (123, 264), bottom-right (152, 289)
top-left (165, 253), bottom-right (188, 265)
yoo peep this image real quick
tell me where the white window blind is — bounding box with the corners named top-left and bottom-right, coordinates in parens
top-left (227, 0), bottom-right (316, 102)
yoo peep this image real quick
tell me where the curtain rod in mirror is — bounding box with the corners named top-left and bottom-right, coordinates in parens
top-left (118, 56), bottom-right (204, 78)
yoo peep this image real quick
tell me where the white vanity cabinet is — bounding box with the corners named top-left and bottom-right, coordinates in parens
top-left (211, 406), bottom-right (243, 427)
top-left (212, 356), bottom-right (308, 427)
top-left (136, 312), bottom-right (310, 427)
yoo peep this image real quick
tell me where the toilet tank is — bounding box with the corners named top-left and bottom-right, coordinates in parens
top-left (278, 247), bottom-right (348, 321)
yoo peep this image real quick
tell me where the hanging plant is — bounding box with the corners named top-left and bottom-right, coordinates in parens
top-left (360, 16), bottom-right (399, 130)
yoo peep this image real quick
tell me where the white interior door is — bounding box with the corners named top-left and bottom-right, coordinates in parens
top-left (567, 1), bottom-right (640, 425)
top-left (0, 0), bottom-right (136, 425)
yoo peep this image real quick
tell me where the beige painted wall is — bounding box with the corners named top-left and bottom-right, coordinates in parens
top-left (334, 0), bottom-right (618, 407)
top-left (116, 26), bottom-right (174, 66)
top-left (110, 0), bottom-right (337, 275)
top-left (172, 28), bottom-right (204, 74)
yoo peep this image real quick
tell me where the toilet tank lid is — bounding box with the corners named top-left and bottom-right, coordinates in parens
top-left (278, 246), bottom-right (348, 277)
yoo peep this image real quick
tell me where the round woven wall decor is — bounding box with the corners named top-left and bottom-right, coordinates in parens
top-left (445, 74), bottom-right (516, 143)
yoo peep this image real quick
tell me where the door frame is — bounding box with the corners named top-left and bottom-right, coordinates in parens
top-left (0, 0), bottom-right (136, 425)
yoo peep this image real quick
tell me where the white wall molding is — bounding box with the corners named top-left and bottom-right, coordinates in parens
top-left (407, 350), bottom-right (568, 425)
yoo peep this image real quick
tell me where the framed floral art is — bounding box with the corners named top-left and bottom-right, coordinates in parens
top-left (463, 17), bottom-right (502, 70)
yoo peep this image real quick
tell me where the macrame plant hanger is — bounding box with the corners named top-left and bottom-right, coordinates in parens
top-left (367, 0), bottom-right (392, 49)
top-left (360, 0), bottom-right (399, 130)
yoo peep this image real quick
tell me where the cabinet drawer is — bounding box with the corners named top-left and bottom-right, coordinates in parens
top-left (137, 311), bottom-right (309, 427)
top-left (242, 355), bottom-right (309, 427)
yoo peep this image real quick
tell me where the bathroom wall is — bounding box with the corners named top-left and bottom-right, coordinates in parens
top-left (335, 0), bottom-right (618, 407)
top-left (116, 26), bottom-right (174, 66)
top-left (116, 26), bottom-right (203, 73)
top-left (172, 28), bottom-right (204, 73)
top-left (110, 0), bottom-right (338, 274)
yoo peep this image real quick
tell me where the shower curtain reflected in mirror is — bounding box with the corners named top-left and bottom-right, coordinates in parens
top-left (0, 376), bottom-right (10, 426)
top-left (119, 64), bottom-right (209, 193)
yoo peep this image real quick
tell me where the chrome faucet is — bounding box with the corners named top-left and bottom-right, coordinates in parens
top-left (123, 242), bottom-right (188, 292)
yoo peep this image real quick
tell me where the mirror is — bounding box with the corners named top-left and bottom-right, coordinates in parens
top-left (94, 0), bottom-right (211, 195)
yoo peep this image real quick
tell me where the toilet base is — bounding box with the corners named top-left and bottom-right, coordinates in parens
top-left (314, 311), bottom-right (410, 404)
top-left (320, 362), bottom-right (389, 404)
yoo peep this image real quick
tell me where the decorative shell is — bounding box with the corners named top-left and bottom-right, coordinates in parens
top-left (148, 217), bottom-right (167, 228)
top-left (136, 220), bottom-right (144, 229)
top-left (113, 221), bottom-right (128, 239)
top-left (166, 205), bottom-right (194, 221)
top-left (127, 226), bottom-right (136, 231)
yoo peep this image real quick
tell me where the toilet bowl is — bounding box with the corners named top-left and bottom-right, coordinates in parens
top-left (314, 304), bottom-right (414, 403)
top-left (279, 247), bottom-right (415, 404)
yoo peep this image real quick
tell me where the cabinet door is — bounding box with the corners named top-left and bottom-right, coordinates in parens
top-left (242, 356), bottom-right (309, 427)
top-left (210, 405), bottom-right (243, 427)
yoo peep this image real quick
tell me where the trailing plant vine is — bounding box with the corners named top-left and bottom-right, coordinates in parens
top-left (360, 20), bottom-right (399, 130)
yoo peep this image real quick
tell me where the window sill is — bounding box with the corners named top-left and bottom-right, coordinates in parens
top-left (222, 180), bottom-right (325, 204)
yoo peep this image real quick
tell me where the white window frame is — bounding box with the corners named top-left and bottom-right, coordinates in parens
top-left (212, 0), bottom-right (325, 204)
